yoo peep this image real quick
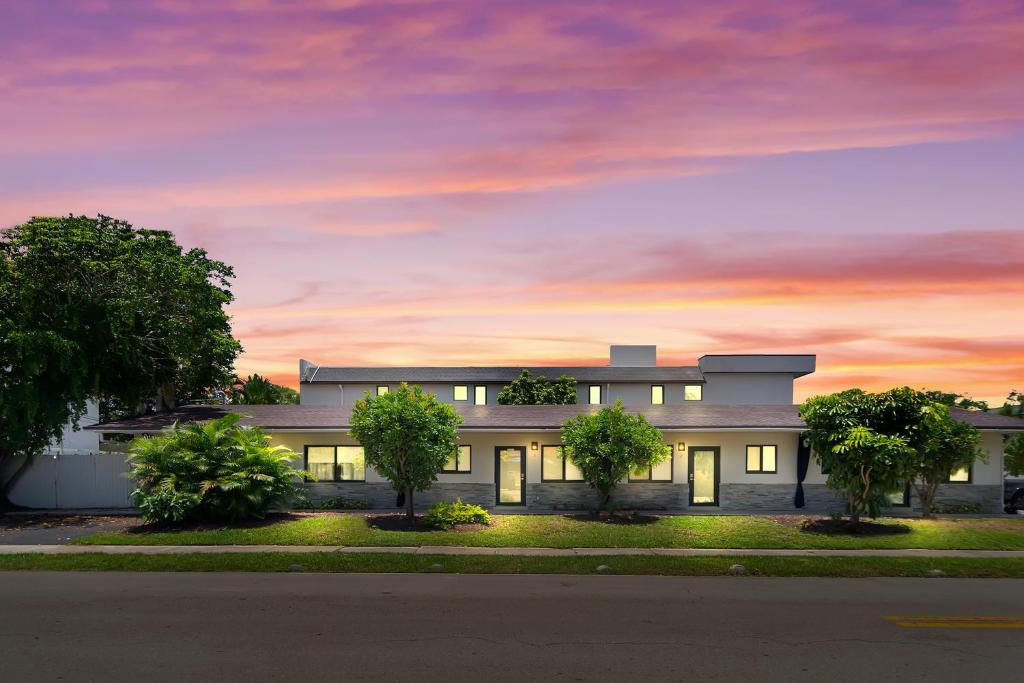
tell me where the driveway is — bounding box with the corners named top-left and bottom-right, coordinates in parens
top-left (0, 573), bottom-right (1020, 681)
top-left (0, 514), bottom-right (140, 544)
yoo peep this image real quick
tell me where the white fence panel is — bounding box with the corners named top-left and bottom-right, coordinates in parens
top-left (7, 451), bottom-right (134, 509)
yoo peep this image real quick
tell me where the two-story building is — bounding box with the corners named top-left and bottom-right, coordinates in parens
top-left (90, 345), bottom-right (1024, 514)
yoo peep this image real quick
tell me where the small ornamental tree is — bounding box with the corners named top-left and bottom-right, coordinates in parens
top-left (802, 387), bottom-right (985, 522)
top-left (911, 404), bottom-right (983, 517)
top-left (497, 370), bottom-right (578, 405)
top-left (828, 426), bottom-right (915, 523)
top-left (349, 384), bottom-right (462, 521)
top-left (561, 401), bottom-right (670, 513)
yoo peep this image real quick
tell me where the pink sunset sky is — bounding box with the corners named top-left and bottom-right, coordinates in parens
top-left (2, 0), bottom-right (1022, 402)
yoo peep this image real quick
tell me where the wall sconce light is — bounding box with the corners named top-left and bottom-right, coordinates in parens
top-left (530, 441), bottom-right (538, 451)
top-left (678, 442), bottom-right (686, 454)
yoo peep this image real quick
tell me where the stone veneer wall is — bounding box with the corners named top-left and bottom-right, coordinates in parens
top-left (931, 484), bottom-right (1002, 514)
top-left (305, 482), bottom-right (493, 509)
top-left (304, 481), bottom-right (1003, 514)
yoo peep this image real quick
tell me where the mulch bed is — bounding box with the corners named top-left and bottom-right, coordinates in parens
top-left (563, 512), bottom-right (663, 526)
top-left (798, 518), bottom-right (911, 536)
top-left (0, 514), bottom-right (130, 530)
top-left (365, 514), bottom-right (490, 533)
top-left (126, 512), bottom-right (309, 534)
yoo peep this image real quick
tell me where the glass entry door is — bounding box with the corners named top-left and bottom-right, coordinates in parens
top-left (688, 447), bottom-right (720, 506)
top-left (495, 446), bottom-right (525, 505)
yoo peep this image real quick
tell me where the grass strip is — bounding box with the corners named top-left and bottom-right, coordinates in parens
top-left (75, 514), bottom-right (1024, 551)
top-left (3, 553), bottom-right (1024, 577)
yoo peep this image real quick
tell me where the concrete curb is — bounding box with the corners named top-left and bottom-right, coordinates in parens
top-left (2, 544), bottom-right (1024, 558)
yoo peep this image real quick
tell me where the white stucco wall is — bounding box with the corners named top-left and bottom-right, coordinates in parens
top-left (268, 428), bottom-right (804, 487)
top-left (700, 373), bottom-right (796, 404)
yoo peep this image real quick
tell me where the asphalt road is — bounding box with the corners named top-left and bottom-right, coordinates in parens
top-left (1, 573), bottom-right (1021, 682)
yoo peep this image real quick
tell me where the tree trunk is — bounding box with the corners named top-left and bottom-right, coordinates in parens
top-left (405, 486), bottom-right (414, 522)
top-left (0, 450), bottom-right (34, 512)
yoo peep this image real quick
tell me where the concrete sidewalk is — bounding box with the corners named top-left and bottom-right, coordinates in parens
top-left (2, 544), bottom-right (1024, 558)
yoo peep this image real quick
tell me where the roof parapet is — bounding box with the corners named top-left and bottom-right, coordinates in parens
top-left (698, 354), bottom-right (816, 378)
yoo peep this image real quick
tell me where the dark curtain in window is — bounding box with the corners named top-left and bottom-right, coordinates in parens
top-left (794, 433), bottom-right (811, 508)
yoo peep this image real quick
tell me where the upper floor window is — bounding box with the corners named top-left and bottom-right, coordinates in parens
top-left (949, 465), bottom-right (971, 483)
top-left (376, 385), bottom-right (389, 396)
top-left (746, 445), bottom-right (777, 473)
top-left (588, 385), bottom-right (602, 405)
top-left (453, 385), bottom-right (469, 401)
top-left (651, 385), bottom-right (664, 405)
top-left (305, 445), bottom-right (366, 482)
top-left (443, 445), bottom-right (472, 473)
top-left (541, 445), bottom-right (584, 481)
top-left (684, 385), bottom-right (702, 401)
top-left (629, 446), bottom-right (673, 482)
top-left (474, 385), bottom-right (487, 405)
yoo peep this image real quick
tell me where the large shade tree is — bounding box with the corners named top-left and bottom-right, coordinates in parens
top-left (561, 401), bottom-right (670, 513)
top-left (0, 215), bottom-right (242, 507)
top-left (349, 384), bottom-right (462, 521)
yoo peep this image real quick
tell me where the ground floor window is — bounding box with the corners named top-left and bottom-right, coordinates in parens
top-left (541, 445), bottom-right (583, 481)
top-left (886, 485), bottom-right (910, 507)
top-left (629, 446), bottom-right (673, 482)
top-left (443, 445), bottom-right (472, 473)
top-left (949, 465), bottom-right (971, 483)
top-left (304, 445), bottom-right (366, 482)
top-left (745, 445), bottom-right (777, 473)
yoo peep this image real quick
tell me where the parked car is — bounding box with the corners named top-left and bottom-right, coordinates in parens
top-left (1006, 479), bottom-right (1024, 514)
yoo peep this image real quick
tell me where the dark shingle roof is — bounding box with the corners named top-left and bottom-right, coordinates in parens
top-left (88, 404), bottom-right (1024, 434)
top-left (89, 403), bottom-right (800, 432)
top-left (305, 366), bottom-right (704, 383)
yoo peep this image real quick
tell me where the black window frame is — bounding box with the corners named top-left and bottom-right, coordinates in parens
top-left (375, 385), bottom-right (389, 396)
top-left (588, 385), bottom-right (602, 405)
top-left (473, 385), bottom-right (487, 405)
top-left (303, 445), bottom-right (366, 483)
top-left (745, 444), bottom-right (778, 474)
top-left (886, 484), bottom-right (911, 507)
top-left (540, 444), bottom-right (584, 482)
top-left (629, 446), bottom-right (674, 483)
top-left (948, 464), bottom-right (973, 484)
top-left (441, 444), bottom-right (472, 474)
top-left (651, 384), bottom-right (665, 405)
top-left (453, 385), bottom-right (469, 401)
top-left (683, 384), bottom-right (703, 401)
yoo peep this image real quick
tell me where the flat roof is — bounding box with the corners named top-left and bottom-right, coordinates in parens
top-left (87, 404), bottom-right (1024, 433)
top-left (304, 366), bottom-right (704, 384)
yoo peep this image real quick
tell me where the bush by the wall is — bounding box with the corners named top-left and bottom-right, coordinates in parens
top-left (129, 414), bottom-right (308, 524)
top-left (422, 499), bottom-right (490, 530)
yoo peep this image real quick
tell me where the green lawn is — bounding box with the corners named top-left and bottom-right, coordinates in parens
top-left (3, 552), bottom-right (1024, 577)
top-left (75, 513), bottom-right (1024, 550)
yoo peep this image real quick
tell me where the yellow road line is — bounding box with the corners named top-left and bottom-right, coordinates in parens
top-left (885, 615), bottom-right (1024, 629)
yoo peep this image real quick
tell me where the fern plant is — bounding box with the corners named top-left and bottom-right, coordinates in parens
top-left (129, 413), bottom-right (308, 524)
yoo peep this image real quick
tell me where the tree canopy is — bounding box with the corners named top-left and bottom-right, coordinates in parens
top-left (0, 215), bottom-right (242, 505)
top-left (497, 369), bottom-right (578, 405)
top-left (348, 384), bottom-right (462, 520)
top-left (561, 401), bottom-right (669, 513)
top-left (229, 374), bottom-right (299, 405)
top-left (801, 387), bottom-right (982, 521)
top-left (922, 390), bottom-right (989, 412)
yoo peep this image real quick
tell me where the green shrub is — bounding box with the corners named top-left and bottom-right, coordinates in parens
top-left (422, 499), bottom-right (490, 530)
top-left (129, 414), bottom-right (308, 524)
